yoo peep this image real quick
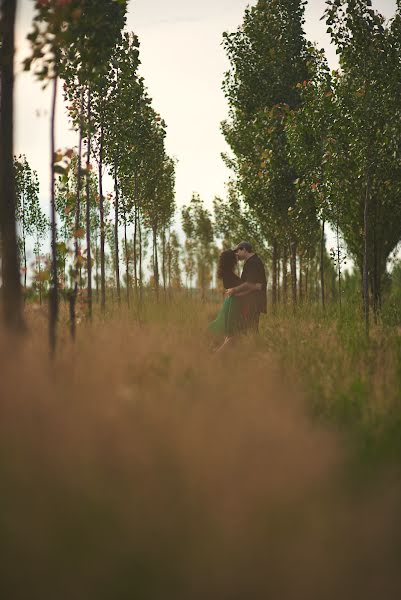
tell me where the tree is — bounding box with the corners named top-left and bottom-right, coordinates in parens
top-left (324, 0), bottom-right (401, 330)
top-left (0, 0), bottom-right (25, 332)
top-left (222, 0), bottom-right (313, 307)
top-left (182, 194), bottom-right (216, 302)
top-left (26, 0), bottom-right (85, 353)
top-left (14, 155), bottom-right (43, 291)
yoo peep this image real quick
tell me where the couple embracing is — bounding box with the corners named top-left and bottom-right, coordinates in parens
top-left (209, 242), bottom-right (267, 347)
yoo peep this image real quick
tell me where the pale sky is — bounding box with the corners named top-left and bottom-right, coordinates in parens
top-left (15, 0), bottom-right (397, 221)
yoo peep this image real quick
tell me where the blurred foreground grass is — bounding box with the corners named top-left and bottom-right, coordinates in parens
top-left (1, 296), bottom-right (401, 599)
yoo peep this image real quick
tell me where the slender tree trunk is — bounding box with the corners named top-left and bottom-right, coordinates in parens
top-left (69, 91), bottom-right (84, 341)
top-left (133, 205), bottom-right (138, 293)
top-left (114, 165), bottom-right (121, 305)
top-left (0, 0), bottom-right (25, 332)
top-left (290, 240), bottom-right (297, 306)
top-left (167, 232), bottom-right (172, 298)
top-left (363, 173), bottom-right (370, 337)
top-left (95, 235), bottom-right (99, 301)
top-left (162, 228), bottom-right (167, 301)
top-left (152, 225), bottom-right (159, 301)
top-left (336, 221), bottom-right (342, 311)
top-left (124, 211), bottom-right (130, 307)
top-left (272, 238), bottom-right (277, 307)
top-left (99, 121), bottom-right (106, 313)
top-left (23, 228), bottom-right (27, 291)
top-left (37, 248), bottom-right (42, 306)
top-left (139, 215), bottom-right (143, 305)
top-left (305, 260), bottom-right (309, 302)
top-left (283, 244), bottom-right (288, 305)
top-left (320, 220), bottom-right (325, 311)
top-left (86, 89), bottom-right (92, 319)
top-left (47, 76), bottom-right (59, 356)
top-left (277, 248), bottom-right (281, 304)
top-left (299, 254), bottom-right (303, 303)
top-left (372, 204), bottom-right (380, 324)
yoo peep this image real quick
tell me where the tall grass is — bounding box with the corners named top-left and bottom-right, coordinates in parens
top-left (262, 300), bottom-right (401, 464)
top-left (1, 299), bottom-right (401, 599)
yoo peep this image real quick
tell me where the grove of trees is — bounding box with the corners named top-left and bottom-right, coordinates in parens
top-left (2, 0), bottom-right (401, 351)
top-left (219, 0), bottom-right (401, 332)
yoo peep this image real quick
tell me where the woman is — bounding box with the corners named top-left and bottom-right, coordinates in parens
top-left (208, 249), bottom-right (245, 341)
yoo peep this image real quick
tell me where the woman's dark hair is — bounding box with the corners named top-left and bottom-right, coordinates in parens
top-left (217, 249), bottom-right (237, 280)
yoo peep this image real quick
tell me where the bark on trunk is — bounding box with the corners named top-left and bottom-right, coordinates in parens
top-left (320, 220), bottom-right (325, 311)
top-left (23, 228), bottom-right (27, 291)
top-left (277, 250), bottom-right (281, 304)
top-left (86, 89), bottom-right (92, 319)
top-left (283, 244), bottom-right (288, 305)
top-left (124, 211), bottom-right (130, 307)
top-left (133, 205), bottom-right (138, 293)
top-left (162, 228), bottom-right (167, 301)
top-left (363, 174), bottom-right (370, 337)
top-left (372, 203), bottom-right (380, 323)
top-left (99, 121), bottom-right (105, 313)
top-left (336, 221), bottom-right (342, 311)
top-left (138, 214), bottom-right (143, 305)
top-left (49, 76), bottom-right (59, 356)
top-left (153, 225), bottom-right (159, 301)
top-left (0, 0), bottom-right (25, 332)
top-left (290, 240), bottom-right (297, 306)
top-left (299, 254), bottom-right (303, 303)
top-left (70, 90), bottom-right (84, 341)
top-left (114, 165), bottom-right (121, 305)
top-left (95, 236), bottom-right (99, 301)
top-left (272, 239), bottom-right (277, 307)
top-left (167, 232), bottom-right (172, 299)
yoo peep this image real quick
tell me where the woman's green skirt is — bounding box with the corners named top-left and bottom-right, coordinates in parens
top-left (208, 296), bottom-right (243, 337)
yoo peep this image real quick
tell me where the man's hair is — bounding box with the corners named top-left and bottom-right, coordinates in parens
top-left (233, 241), bottom-right (253, 253)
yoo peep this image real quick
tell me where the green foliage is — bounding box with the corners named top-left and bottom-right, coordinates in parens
top-left (222, 0), bottom-right (314, 249)
top-left (182, 194), bottom-right (217, 298)
top-left (14, 155), bottom-right (48, 288)
top-left (321, 0), bottom-right (401, 312)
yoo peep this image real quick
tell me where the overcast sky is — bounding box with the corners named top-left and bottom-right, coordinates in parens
top-left (14, 0), bottom-right (397, 221)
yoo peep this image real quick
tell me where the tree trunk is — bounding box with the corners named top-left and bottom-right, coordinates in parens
top-left (86, 88), bottom-right (92, 319)
top-left (114, 165), bottom-right (121, 305)
top-left (320, 220), bottom-right (325, 311)
top-left (167, 232), bottom-right (172, 299)
top-left (124, 211), bottom-right (130, 307)
top-left (162, 228), bottom-right (167, 301)
top-left (372, 203), bottom-right (380, 324)
top-left (305, 259), bottom-right (309, 301)
top-left (139, 214), bottom-right (143, 305)
top-left (37, 247), bottom-right (42, 306)
top-left (23, 224), bottom-right (27, 291)
top-left (133, 205), bottom-right (138, 293)
top-left (290, 240), bottom-right (297, 306)
top-left (48, 76), bottom-right (59, 357)
top-left (0, 0), bottom-right (25, 332)
top-left (283, 244), bottom-right (288, 305)
top-left (363, 173), bottom-right (370, 337)
top-left (70, 89), bottom-right (84, 341)
top-left (98, 121), bottom-right (106, 313)
top-left (272, 239), bottom-right (277, 307)
top-left (95, 236), bottom-right (99, 301)
top-left (299, 254), bottom-right (303, 303)
top-left (336, 221), bottom-right (342, 311)
top-left (153, 225), bottom-right (159, 301)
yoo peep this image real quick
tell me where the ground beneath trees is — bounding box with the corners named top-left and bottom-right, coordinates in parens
top-left (1, 309), bottom-right (401, 599)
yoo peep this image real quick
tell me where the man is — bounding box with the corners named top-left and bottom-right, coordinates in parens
top-left (226, 242), bottom-right (267, 333)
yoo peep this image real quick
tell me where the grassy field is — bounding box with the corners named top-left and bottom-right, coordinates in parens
top-left (1, 296), bottom-right (401, 599)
